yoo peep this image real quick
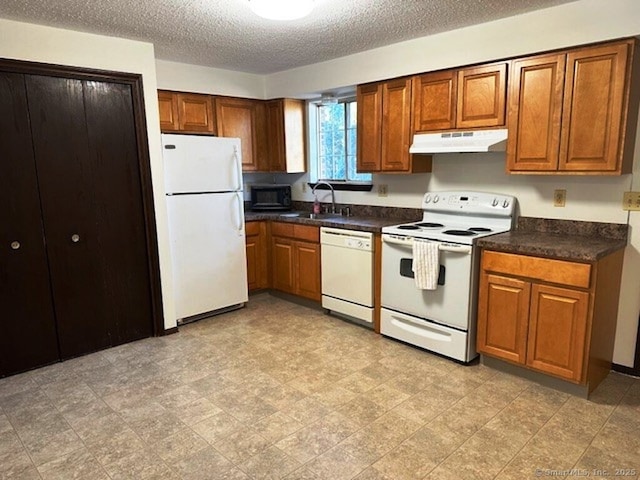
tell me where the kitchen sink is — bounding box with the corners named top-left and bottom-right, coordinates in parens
top-left (279, 212), bottom-right (345, 219)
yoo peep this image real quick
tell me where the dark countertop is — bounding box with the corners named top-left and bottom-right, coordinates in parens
top-left (477, 217), bottom-right (629, 262)
top-left (245, 211), bottom-right (411, 233)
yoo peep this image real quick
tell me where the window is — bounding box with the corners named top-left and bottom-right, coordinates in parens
top-left (311, 99), bottom-right (372, 184)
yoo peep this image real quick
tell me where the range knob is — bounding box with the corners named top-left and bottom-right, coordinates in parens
top-left (433, 195), bottom-right (439, 203)
top-left (424, 195), bottom-right (431, 203)
top-left (357, 241), bottom-right (364, 248)
top-left (492, 198), bottom-right (499, 207)
top-left (502, 199), bottom-right (510, 208)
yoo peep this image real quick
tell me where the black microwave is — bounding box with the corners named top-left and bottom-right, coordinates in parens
top-left (250, 184), bottom-right (292, 211)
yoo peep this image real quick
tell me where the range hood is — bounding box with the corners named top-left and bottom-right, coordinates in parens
top-left (409, 128), bottom-right (508, 154)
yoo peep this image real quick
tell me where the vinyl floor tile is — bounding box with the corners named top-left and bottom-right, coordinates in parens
top-left (0, 295), bottom-right (638, 479)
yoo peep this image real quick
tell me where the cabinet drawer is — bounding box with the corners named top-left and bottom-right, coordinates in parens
top-left (271, 222), bottom-right (294, 238)
top-left (293, 224), bottom-right (319, 243)
top-left (245, 221), bottom-right (262, 236)
top-left (271, 222), bottom-right (319, 242)
top-left (482, 251), bottom-right (591, 289)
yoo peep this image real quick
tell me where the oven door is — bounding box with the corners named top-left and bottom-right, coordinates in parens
top-left (381, 234), bottom-right (474, 330)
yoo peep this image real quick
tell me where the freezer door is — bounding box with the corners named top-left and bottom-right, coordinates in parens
top-left (166, 192), bottom-right (248, 320)
top-left (162, 134), bottom-right (242, 193)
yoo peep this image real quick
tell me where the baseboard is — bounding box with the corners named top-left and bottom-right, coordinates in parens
top-left (612, 363), bottom-right (640, 377)
top-left (162, 326), bottom-right (179, 336)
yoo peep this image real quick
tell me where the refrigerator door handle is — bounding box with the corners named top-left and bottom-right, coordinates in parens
top-left (235, 192), bottom-right (244, 235)
top-left (233, 146), bottom-right (242, 192)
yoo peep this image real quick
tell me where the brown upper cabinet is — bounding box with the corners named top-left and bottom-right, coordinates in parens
top-left (266, 99), bottom-right (306, 173)
top-left (158, 92), bottom-right (306, 173)
top-left (215, 96), bottom-right (268, 172)
top-left (357, 78), bottom-right (431, 173)
top-left (412, 62), bottom-right (507, 133)
top-left (356, 83), bottom-right (383, 171)
top-left (158, 91), bottom-right (216, 134)
top-left (507, 39), bottom-right (639, 174)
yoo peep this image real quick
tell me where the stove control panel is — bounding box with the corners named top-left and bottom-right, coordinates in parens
top-left (422, 191), bottom-right (516, 217)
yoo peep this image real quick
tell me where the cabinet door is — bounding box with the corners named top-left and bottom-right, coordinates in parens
top-left (176, 93), bottom-right (215, 134)
top-left (216, 97), bottom-right (267, 172)
top-left (356, 83), bottom-right (382, 172)
top-left (412, 70), bottom-right (456, 132)
top-left (507, 54), bottom-right (565, 171)
top-left (272, 236), bottom-right (295, 293)
top-left (0, 72), bottom-right (59, 376)
top-left (381, 77), bottom-right (412, 172)
top-left (158, 90), bottom-right (179, 132)
top-left (477, 273), bottom-right (530, 364)
top-left (282, 99), bottom-right (306, 173)
top-left (295, 241), bottom-right (321, 301)
top-left (559, 42), bottom-right (629, 172)
top-left (266, 100), bottom-right (286, 172)
top-left (456, 63), bottom-right (507, 129)
top-left (246, 222), bottom-right (269, 291)
top-left (527, 284), bottom-right (589, 382)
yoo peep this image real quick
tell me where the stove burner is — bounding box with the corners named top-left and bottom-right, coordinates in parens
top-left (468, 227), bottom-right (492, 232)
top-left (415, 222), bottom-right (444, 228)
top-left (397, 225), bottom-right (421, 230)
top-left (443, 229), bottom-right (477, 236)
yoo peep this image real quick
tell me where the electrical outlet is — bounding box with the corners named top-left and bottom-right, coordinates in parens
top-left (378, 184), bottom-right (388, 197)
top-left (301, 183), bottom-right (307, 193)
top-left (623, 191), bottom-right (640, 211)
top-left (553, 189), bottom-right (566, 207)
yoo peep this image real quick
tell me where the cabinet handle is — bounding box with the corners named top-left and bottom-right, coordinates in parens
top-left (71, 234), bottom-right (80, 243)
top-left (10, 241), bottom-right (20, 250)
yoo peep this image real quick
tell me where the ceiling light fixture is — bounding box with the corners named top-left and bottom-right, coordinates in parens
top-left (248, 0), bottom-right (315, 21)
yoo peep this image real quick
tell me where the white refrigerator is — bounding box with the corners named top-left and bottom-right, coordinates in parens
top-left (162, 134), bottom-right (248, 322)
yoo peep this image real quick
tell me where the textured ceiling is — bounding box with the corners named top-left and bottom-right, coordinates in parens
top-left (0, 0), bottom-right (578, 74)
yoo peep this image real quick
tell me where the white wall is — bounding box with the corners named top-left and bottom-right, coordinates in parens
top-left (0, 18), bottom-right (177, 330)
top-left (156, 59), bottom-right (265, 99)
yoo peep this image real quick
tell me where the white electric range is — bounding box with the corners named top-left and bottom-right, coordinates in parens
top-left (380, 191), bottom-right (517, 362)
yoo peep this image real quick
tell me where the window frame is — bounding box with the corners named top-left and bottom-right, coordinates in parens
top-left (307, 97), bottom-right (373, 190)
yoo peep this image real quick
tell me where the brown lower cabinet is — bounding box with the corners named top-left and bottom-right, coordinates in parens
top-left (477, 250), bottom-right (624, 393)
top-left (0, 66), bottom-right (158, 378)
top-left (271, 222), bottom-right (321, 301)
top-left (245, 221), bottom-right (269, 291)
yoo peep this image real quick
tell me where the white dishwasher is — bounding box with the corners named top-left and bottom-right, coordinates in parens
top-left (321, 227), bottom-right (374, 324)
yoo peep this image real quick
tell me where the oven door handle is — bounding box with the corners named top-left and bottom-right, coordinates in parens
top-left (382, 235), bottom-right (472, 254)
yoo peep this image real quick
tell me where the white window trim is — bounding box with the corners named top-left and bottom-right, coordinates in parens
top-left (307, 98), bottom-right (372, 185)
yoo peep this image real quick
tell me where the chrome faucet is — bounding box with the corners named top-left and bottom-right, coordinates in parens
top-left (312, 181), bottom-right (336, 214)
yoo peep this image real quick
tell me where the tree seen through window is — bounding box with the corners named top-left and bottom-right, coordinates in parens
top-left (317, 101), bottom-right (370, 182)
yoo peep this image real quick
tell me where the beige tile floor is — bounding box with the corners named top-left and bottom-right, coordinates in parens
top-left (1, 294), bottom-right (639, 480)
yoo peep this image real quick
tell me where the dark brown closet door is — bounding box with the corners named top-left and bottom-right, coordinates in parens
top-left (0, 72), bottom-right (59, 376)
top-left (83, 80), bottom-right (153, 345)
top-left (26, 75), bottom-right (153, 358)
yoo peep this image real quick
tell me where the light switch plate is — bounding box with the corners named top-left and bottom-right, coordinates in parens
top-left (553, 189), bottom-right (566, 207)
top-left (623, 191), bottom-right (640, 211)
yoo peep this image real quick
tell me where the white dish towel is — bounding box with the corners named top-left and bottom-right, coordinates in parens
top-left (412, 239), bottom-right (439, 290)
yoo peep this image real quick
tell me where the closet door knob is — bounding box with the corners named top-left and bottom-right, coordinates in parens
top-left (11, 241), bottom-right (20, 250)
top-left (71, 234), bottom-right (80, 243)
